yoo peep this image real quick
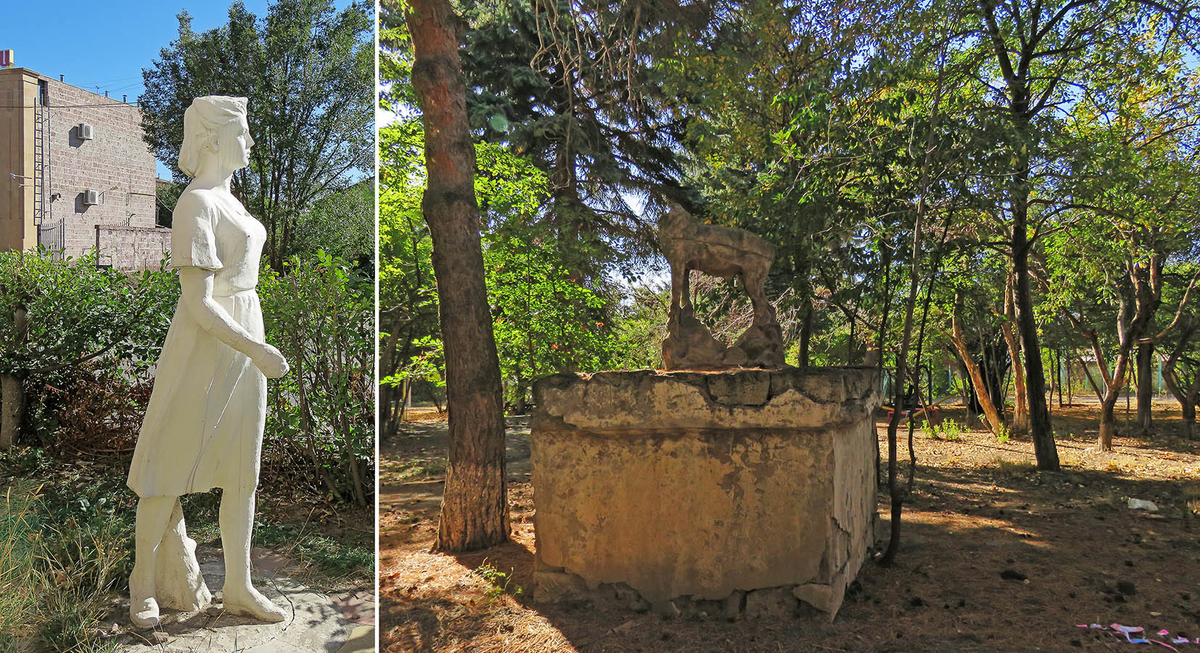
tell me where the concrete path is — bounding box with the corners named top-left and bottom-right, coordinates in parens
top-left (118, 553), bottom-right (374, 652)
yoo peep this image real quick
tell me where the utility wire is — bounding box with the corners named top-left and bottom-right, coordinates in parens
top-left (0, 102), bottom-right (141, 109)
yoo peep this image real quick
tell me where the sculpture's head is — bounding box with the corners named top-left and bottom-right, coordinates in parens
top-left (179, 96), bottom-right (253, 177)
top-left (658, 199), bottom-right (692, 234)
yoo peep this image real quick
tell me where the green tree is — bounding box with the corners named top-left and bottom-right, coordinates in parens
top-left (1033, 37), bottom-right (1200, 448)
top-left (292, 178), bottom-right (375, 267)
top-left (404, 0), bottom-right (511, 552)
top-left (378, 117), bottom-right (442, 434)
top-left (459, 1), bottom-right (691, 281)
top-left (140, 0), bottom-right (374, 267)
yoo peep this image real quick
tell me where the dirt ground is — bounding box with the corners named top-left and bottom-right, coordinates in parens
top-left (379, 401), bottom-right (1200, 652)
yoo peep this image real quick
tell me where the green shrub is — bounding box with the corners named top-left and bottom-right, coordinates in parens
top-left (0, 249), bottom-right (373, 507)
top-left (259, 251), bottom-right (375, 507)
top-left (996, 424), bottom-right (1011, 444)
top-left (0, 249), bottom-right (178, 452)
top-left (925, 418), bottom-right (965, 441)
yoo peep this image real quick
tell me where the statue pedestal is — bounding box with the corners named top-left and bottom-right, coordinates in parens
top-left (531, 368), bottom-right (880, 620)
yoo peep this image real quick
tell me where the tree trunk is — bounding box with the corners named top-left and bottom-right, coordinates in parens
top-left (1098, 352), bottom-right (1132, 451)
top-left (408, 0), bottom-right (509, 552)
top-left (950, 294), bottom-right (1006, 436)
top-left (797, 303), bottom-right (813, 367)
top-left (1161, 322), bottom-right (1198, 440)
top-left (1099, 390), bottom-right (1120, 450)
top-left (1136, 343), bottom-right (1154, 431)
top-left (0, 306), bottom-right (28, 449)
top-left (0, 375), bottom-right (22, 450)
top-left (1013, 232), bottom-right (1057, 469)
top-left (1077, 356), bottom-right (1105, 402)
top-left (1001, 274), bottom-right (1028, 433)
top-left (1000, 60), bottom-right (1057, 468)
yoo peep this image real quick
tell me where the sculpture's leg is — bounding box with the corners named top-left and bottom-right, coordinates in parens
top-left (682, 265), bottom-right (692, 311)
top-left (669, 260), bottom-right (685, 314)
top-left (154, 499), bottom-right (212, 612)
top-left (219, 487), bottom-right (286, 622)
top-left (130, 495), bottom-right (177, 629)
top-left (743, 265), bottom-right (768, 321)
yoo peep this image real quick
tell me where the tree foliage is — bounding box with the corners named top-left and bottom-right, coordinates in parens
top-left (140, 0), bottom-right (374, 267)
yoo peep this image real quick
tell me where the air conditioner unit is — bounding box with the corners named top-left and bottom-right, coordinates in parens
top-left (83, 189), bottom-right (99, 205)
top-left (78, 123), bottom-right (94, 140)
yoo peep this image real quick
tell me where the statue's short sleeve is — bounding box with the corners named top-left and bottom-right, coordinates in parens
top-left (170, 194), bottom-right (222, 270)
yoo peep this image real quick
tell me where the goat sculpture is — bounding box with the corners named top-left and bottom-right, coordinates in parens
top-left (659, 201), bottom-right (775, 320)
top-left (657, 201), bottom-right (785, 369)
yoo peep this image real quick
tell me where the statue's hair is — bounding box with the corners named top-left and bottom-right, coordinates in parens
top-left (178, 96), bottom-right (248, 177)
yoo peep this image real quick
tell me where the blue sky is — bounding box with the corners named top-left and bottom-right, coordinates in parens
top-left (0, 0), bottom-right (355, 176)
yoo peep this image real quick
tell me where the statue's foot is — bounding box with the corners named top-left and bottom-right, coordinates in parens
top-left (130, 596), bottom-right (160, 629)
top-left (222, 586), bottom-right (286, 623)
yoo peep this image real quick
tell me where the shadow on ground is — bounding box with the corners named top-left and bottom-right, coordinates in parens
top-left (380, 408), bottom-right (1200, 652)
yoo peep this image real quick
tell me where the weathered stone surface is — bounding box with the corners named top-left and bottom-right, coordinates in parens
top-left (532, 367), bottom-right (879, 620)
top-left (744, 586), bottom-right (800, 619)
top-left (534, 367), bottom-right (879, 433)
top-left (721, 591), bottom-right (745, 621)
top-left (731, 319), bottom-right (786, 368)
top-left (533, 570), bottom-right (589, 603)
top-left (121, 558), bottom-right (370, 652)
top-left (794, 579), bottom-right (847, 620)
top-left (662, 308), bottom-right (729, 370)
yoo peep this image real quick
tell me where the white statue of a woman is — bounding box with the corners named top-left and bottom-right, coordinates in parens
top-left (126, 96), bottom-right (289, 629)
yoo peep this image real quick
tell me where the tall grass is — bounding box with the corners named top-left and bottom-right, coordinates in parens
top-left (0, 483), bottom-right (41, 652)
top-left (1, 445), bottom-right (373, 651)
top-left (0, 474), bottom-right (129, 652)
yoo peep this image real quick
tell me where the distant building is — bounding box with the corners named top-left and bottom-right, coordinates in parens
top-left (0, 66), bottom-right (169, 270)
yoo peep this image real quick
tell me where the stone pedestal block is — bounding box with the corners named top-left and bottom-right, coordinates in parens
top-left (531, 368), bottom-right (880, 620)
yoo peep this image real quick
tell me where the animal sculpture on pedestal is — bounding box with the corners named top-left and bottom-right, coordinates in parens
top-left (657, 201), bottom-right (785, 370)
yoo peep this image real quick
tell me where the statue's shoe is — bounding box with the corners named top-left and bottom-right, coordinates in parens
top-left (223, 587), bottom-right (287, 623)
top-left (130, 596), bottom-right (160, 629)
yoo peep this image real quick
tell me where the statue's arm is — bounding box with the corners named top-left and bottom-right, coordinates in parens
top-left (178, 267), bottom-right (289, 378)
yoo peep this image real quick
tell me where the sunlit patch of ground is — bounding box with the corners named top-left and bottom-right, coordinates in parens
top-left (381, 402), bottom-right (1200, 652)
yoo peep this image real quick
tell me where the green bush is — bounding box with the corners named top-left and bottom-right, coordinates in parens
top-left (0, 249), bottom-right (178, 379)
top-left (0, 249), bottom-right (178, 453)
top-left (259, 251), bottom-right (375, 506)
top-left (0, 249), bottom-right (373, 506)
top-left (996, 424), bottom-right (1011, 444)
top-left (924, 418), bottom-right (965, 441)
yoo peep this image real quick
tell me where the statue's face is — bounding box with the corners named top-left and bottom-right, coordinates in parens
top-left (225, 114), bottom-right (254, 170)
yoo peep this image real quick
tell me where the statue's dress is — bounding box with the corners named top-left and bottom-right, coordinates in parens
top-left (128, 188), bottom-right (268, 498)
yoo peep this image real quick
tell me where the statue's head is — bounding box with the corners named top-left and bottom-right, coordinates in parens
top-left (179, 96), bottom-right (252, 177)
top-left (658, 199), bottom-right (692, 232)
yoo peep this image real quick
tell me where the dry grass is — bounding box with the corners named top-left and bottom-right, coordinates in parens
top-left (381, 403), bottom-right (1200, 652)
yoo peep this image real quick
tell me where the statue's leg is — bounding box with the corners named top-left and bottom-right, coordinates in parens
top-left (682, 265), bottom-right (693, 311)
top-left (669, 260), bottom-right (684, 314)
top-left (743, 266), bottom-right (767, 319)
top-left (130, 495), bottom-right (177, 628)
top-left (154, 498), bottom-right (212, 612)
top-left (219, 486), bottom-right (286, 622)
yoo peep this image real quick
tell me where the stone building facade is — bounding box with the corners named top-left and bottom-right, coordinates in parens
top-left (0, 67), bottom-right (168, 270)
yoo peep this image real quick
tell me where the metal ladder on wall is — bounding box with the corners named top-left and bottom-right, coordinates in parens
top-left (32, 81), bottom-right (57, 253)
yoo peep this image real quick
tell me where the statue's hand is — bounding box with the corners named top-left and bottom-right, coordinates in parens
top-left (252, 343), bottom-right (290, 379)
